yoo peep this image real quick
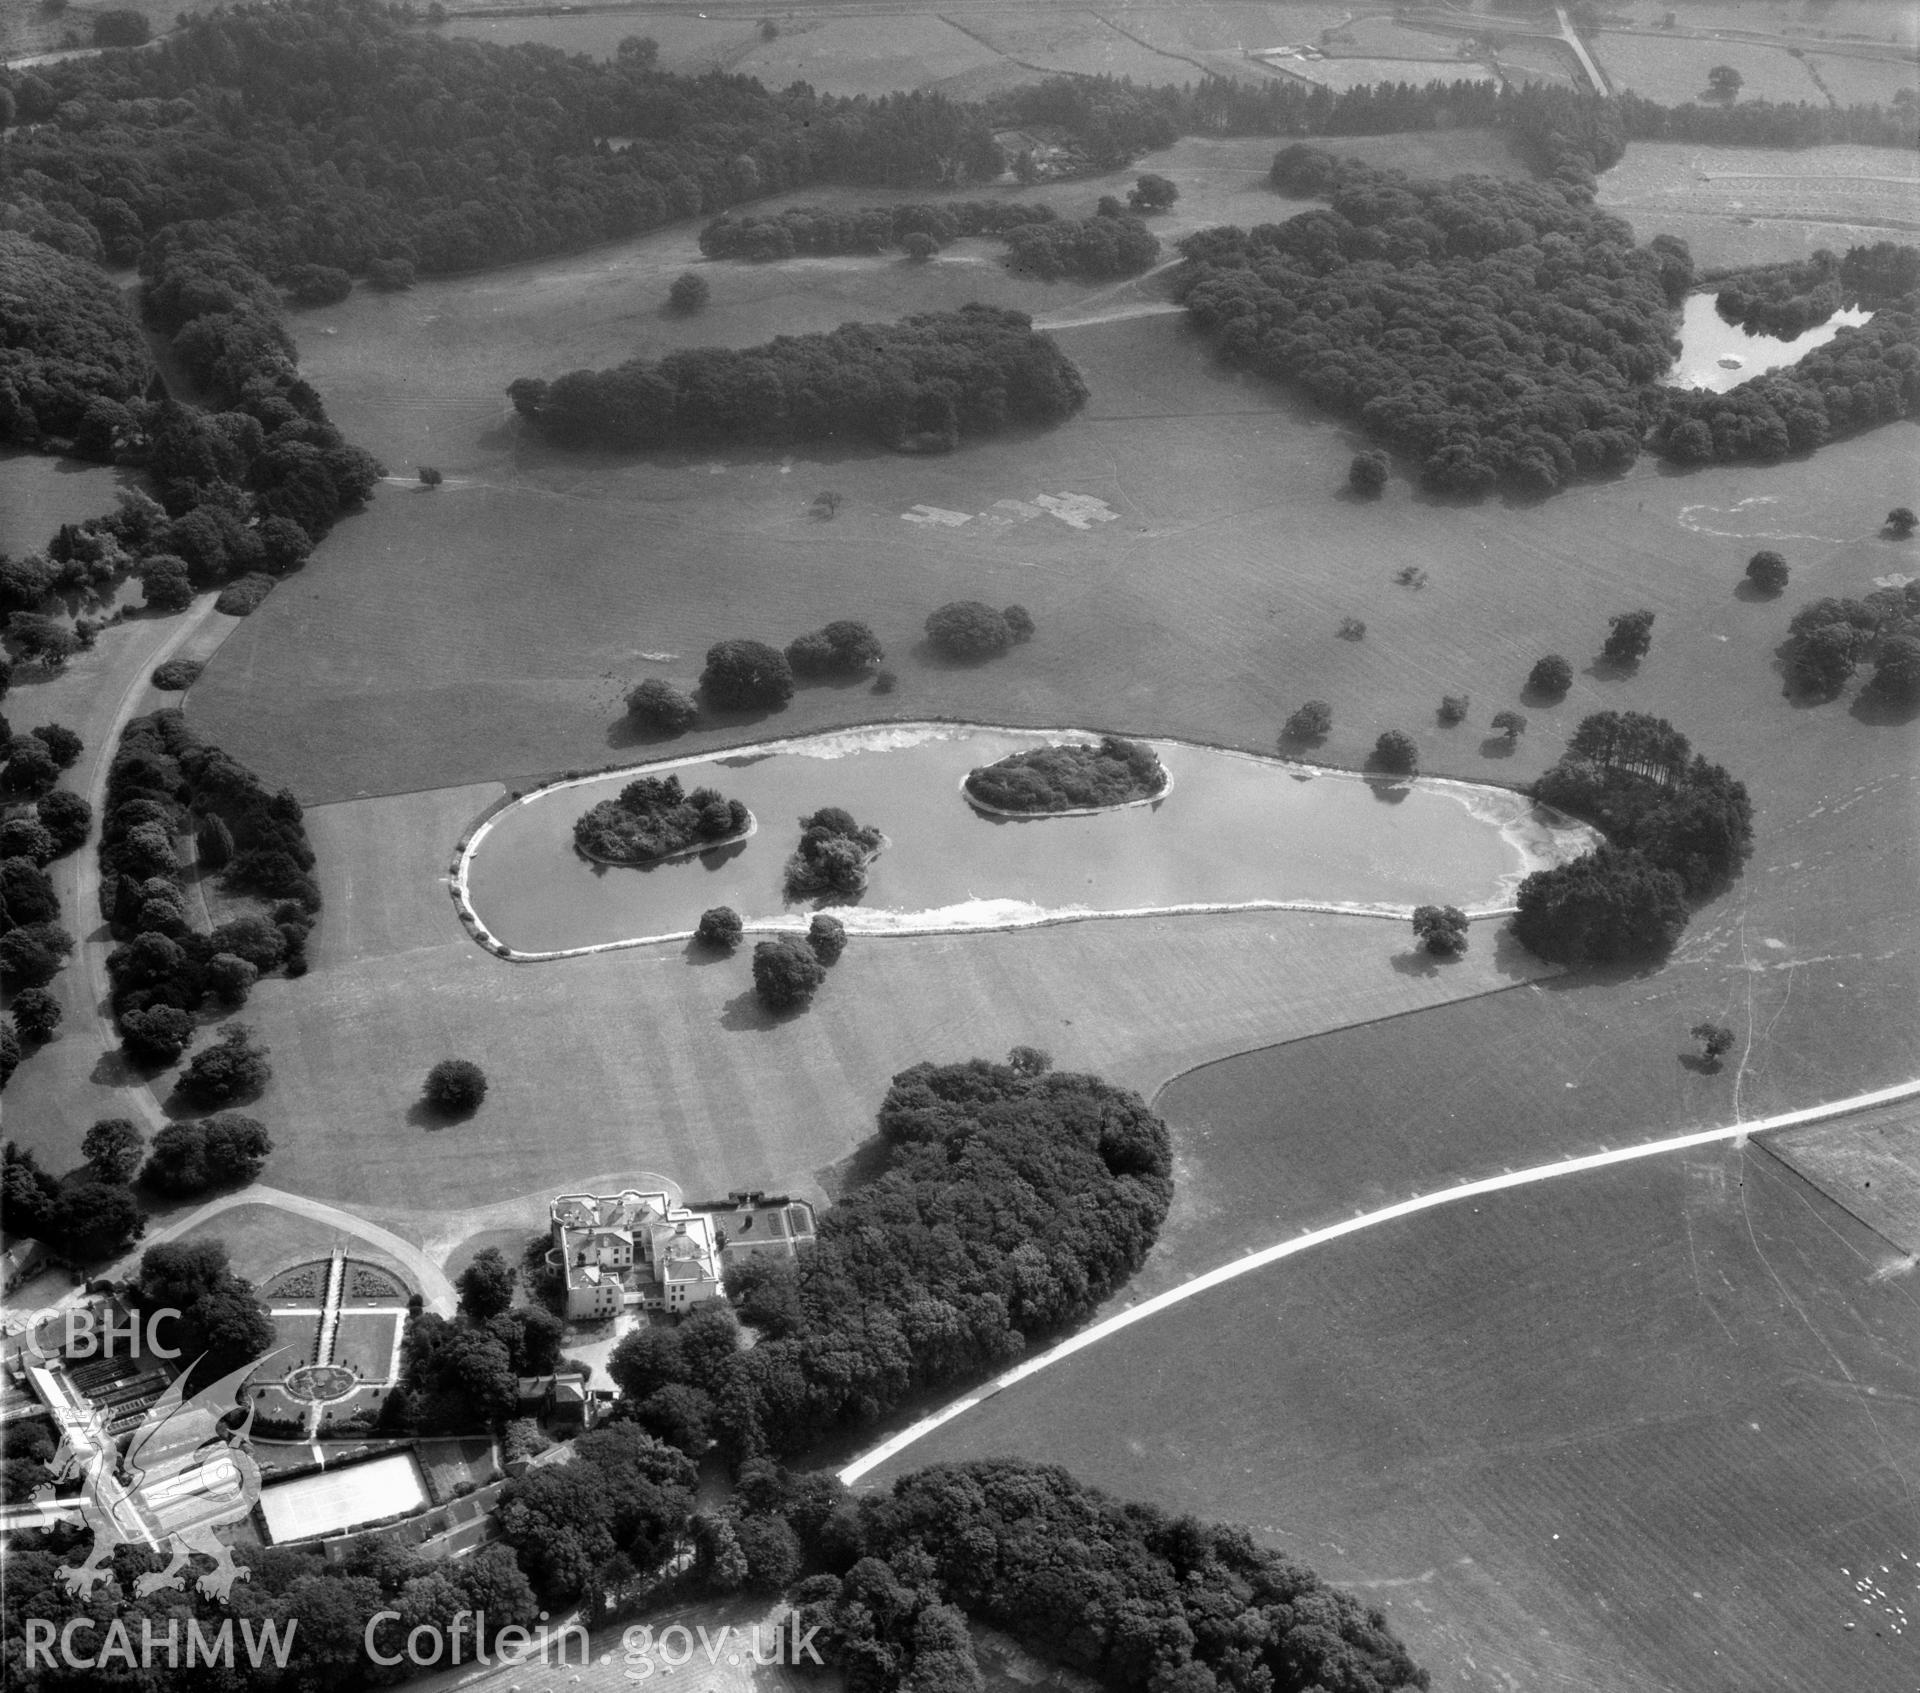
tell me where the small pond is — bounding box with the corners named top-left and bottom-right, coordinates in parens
top-left (462, 725), bottom-right (1593, 955)
top-left (1666, 293), bottom-right (1873, 394)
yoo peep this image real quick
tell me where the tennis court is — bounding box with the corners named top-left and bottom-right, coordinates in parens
top-left (257, 1451), bottom-right (427, 1543)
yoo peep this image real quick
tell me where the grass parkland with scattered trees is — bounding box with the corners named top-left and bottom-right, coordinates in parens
top-left (5, 8), bottom-right (1920, 1689)
top-left (964, 736), bottom-right (1167, 813)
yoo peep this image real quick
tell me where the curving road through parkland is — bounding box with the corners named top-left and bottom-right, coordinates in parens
top-left (838, 1076), bottom-right (1920, 1486)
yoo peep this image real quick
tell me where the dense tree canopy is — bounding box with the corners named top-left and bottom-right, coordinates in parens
top-left (512, 306), bottom-right (1087, 453)
top-left (1180, 153), bottom-right (1687, 496)
top-left (804, 1460), bottom-right (1428, 1693)
top-left (0, 233), bottom-right (155, 446)
top-left (676, 1057), bottom-right (1171, 1459)
top-left (574, 772), bottom-right (750, 863)
top-left (965, 737), bottom-right (1167, 812)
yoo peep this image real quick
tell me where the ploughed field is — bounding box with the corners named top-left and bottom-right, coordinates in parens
top-left (867, 1137), bottom-right (1920, 1693)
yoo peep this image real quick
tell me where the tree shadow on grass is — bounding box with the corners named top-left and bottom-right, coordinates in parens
top-left (1518, 683), bottom-right (1570, 711)
top-left (719, 988), bottom-right (784, 1032)
top-left (1363, 774), bottom-right (1412, 801)
top-left (1478, 734), bottom-right (1518, 759)
top-left (1678, 1052), bottom-right (1724, 1075)
top-left (1389, 948), bottom-right (1441, 978)
top-left (681, 937), bottom-right (735, 967)
top-left (1733, 579), bottom-right (1783, 605)
top-left (1850, 690), bottom-right (1920, 728)
top-left (908, 637), bottom-right (1014, 673)
top-left (1583, 654), bottom-right (1639, 684)
top-left (604, 717), bottom-right (698, 754)
top-left (408, 1098), bottom-right (477, 1132)
top-left (815, 1132), bottom-right (893, 1201)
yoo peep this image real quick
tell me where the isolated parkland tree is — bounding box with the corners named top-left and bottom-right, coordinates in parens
top-left (700, 639), bottom-right (794, 711)
top-left (1706, 64), bottom-right (1743, 100)
top-left (1490, 708), bottom-right (1528, 743)
top-left (1527, 653), bottom-right (1574, 697)
top-left (1745, 550), bottom-right (1789, 595)
top-left (1371, 730), bottom-right (1418, 775)
top-left (1888, 506), bottom-right (1918, 538)
top-left (1128, 172), bottom-right (1178, 212)
top-left (668, 272), bottom-right (711, 313)
top-left (1602, 609), bottom-right (1655, 665)
top-left (425, 1057), bottom-right (488, 1115)
top-left (1348, 451), bottom-right (1389, 495)
top-left (696, 906), bottom-right (744, 950)
top-left (1412, 904), bottom-right (1469, 956)
top-left (82, 1118), bottom-right (145, 1184)
top-left (752, 937), bottom-right (826, 1012)
top-left (1282, 700), bottom-right (1332, 743)
top-left (626, 677), bottom-right (700, 733)
top-left (1690, 1021), bottom-right (1735, 1066)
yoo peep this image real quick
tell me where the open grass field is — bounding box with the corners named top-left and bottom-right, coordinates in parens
top-left (1805, 51), bottom-right (1920, 107)
top-left (1592, 31), bottom-right (1828, 104)
top-left (0, 452), bottom-right (131, 556)
top-left (440, 10), bottom-right (757, 72)
top-left (221, 782), bottom-right (1551, 1216)
top-left (330, 1311), bottom-right (402, 1383)
top-left (1766, 1102), bottom-right (1920, 1253)
top-left (868, 1139), bottom-right (1920, 1692)
top-left (173, 1205), bottom-right (415, 1290)
top-left (940, 12), bottom-right (1200, 86)
top-left (1598, 140), bottom-right (1920, 268)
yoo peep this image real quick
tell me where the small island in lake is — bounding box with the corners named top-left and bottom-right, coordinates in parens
top-left (573, 774), bottom-right (751, 864)
top-left (964, 735), bottom-right (1169, 814)
top-left (784, 807), bottom-right (886, 900)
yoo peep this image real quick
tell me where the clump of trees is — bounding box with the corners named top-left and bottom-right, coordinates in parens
top-left (141, 1113), bottom-right (273, 1196)
top-left (176, 1023), bottom-right (271, 1107)
top-left (1349, 450), bottom-right (1389, 495)
top-left (785, 620), bottom-right (883, 679)
top-left (1412, 904), bottom-right (1469, 955)
top-left (964, 736), bottom-right (1166, 812)
top-left (752, 937), bottom-right (826, 1012)
top-left (701, 639), bottom-right (794, 711)
top-left (424, 1057), bottom-right (488, 1116)
top-left (98, 711), bottom-right (319, 1059)
top-left (784, 807), bottom-right (884, 901)
top-left (1438, 693), bottom-right (1469, 726)
top-left (1888, 506), bottom-right (1918, 539)
top-left (1129, 172), bottom-right (1178, 211)
top-left (1513, 711), bottom-right (1753, 963)
top-left (510, 307), bottom-right (1087, 454)
top-left (1003, 211), bottom-right (1160, 282)
top-left (700, 200), bottom-right (1057, 262)
top-left (1780, 580), bottom-right (1920, 699)
top-left (0, 1140), bottom-right (145, 1258)
top-left (1490, 708), bottom-right (1527, 743)
top-left (796, 1459), bottom-right (1428, 1693)
top-left (625, 677), bottom-right (700, 733)
top-left (622, 1055), bottom-right (1171, 1462)
top-left (924, 600), bottom-right (1031, 661)
top-left (574, 773), bottom-right (750, 864)
top-left (1691, 1021), bottom-right (1735, 1067)
top-left (1182, 153), bottom-right (1688, 496)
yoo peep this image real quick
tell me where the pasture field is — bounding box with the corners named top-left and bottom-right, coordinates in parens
top-left (1592, 30), bottom-right (1828, 104)
top-left (1806, 51), bottom-right (1920, 106)
top-left (218, 783), bottom-right (1550, 1214)
top-left (1766, 1101), bottom-right (1920, 1252)
top-left (1631, 0), bottom-right (1919, 46)
top-left (728, 15), bottom-right (1013, 97)
top-left (0, 452), bottom-right (131, 556)
top-left (440, 10), bottom-right (756, 71)
top-left (869, 1139), bottom-right (1920, 1693)
top-left (1281, 56), bottom-right (1497, 94)
top-left (939, 12), bottom-right (1199, 85)
top-left (1598, 140), bottom-right (1920, 269)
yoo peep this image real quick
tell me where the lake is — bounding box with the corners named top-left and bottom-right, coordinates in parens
top-left (461, 724), bottom-right (1593, 955)
top-left (1666, 292), bottom-right (1872, 394)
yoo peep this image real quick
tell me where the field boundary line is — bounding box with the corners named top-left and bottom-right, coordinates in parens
top-left (837, 1076), bottom-right (1920, 1486)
